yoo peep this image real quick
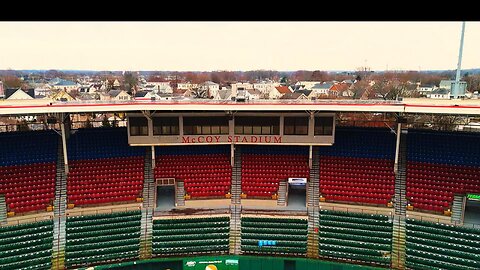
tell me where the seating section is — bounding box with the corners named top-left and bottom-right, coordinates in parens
top-left (0, 220), bottom-right (54, 270)
top-left (241, 146), bottom-right (309, 197)
top-left (319, 127), bottom-right (396, 205)
top-left (67, 128), bottom-right (145, 206)
top-left (67, 157), bottom-right (143, 206)
top-left (406, 219), bottom-right (480, 270)
top-left (407, 130), bottom-right (480, 212)
top-left (65, 210), bottom-right (141, 268)
top-left (154, 146), bottom-right (231, 198)
top-left (320, 157), bottom-right (394, 205)
top-left (0, 130), bottom-right (57, 213)
top-left (319, 210), bottom-right (392, 266)
top-left (241, 217), bottom-right (308, 256)
top-left (152, 216), bottom-right (230, 255)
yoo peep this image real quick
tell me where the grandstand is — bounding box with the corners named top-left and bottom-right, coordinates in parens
top-left (0, 99), bottom-right (479, 270)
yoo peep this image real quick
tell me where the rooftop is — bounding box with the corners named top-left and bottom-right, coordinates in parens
top-left (1, 98), bottom-right (480, 115)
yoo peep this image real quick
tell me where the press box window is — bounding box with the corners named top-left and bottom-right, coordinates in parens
top-left (235, 116), bottom-right (280, 135)
top-left (183, 116), bottom-right (229, 135)
top-left (284, 117), bottom-right (309, 135)
top-left (129, 117), bottom-right (148, 136)
top-left (314, 116), bottom-right (334, 135)
top-left (153, 117), bottom-right (179, 135)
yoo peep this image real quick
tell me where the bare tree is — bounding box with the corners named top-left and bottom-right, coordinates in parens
top-left (191, 87), bottom-right (209, 99)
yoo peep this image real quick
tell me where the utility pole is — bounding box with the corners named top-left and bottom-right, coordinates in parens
top-left (452, 21), bottom-right (466, 99)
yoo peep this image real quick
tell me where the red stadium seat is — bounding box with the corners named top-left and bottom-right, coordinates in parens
top-left (67, 156), bottom-right (144, 206)
top-left (241, 153), bottom-right (309, 197)
top-left (319, 156), bottom-right (395, 206)
top-left (154, 154), bottom-right (232, 198)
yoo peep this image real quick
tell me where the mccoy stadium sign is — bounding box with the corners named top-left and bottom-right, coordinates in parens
top-left (182, 135), bottom-right (283, 144)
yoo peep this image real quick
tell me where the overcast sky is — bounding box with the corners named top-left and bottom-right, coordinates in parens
top-left (0, 22), bottom-right (477, 71)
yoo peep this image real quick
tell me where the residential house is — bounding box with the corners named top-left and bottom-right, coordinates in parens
top-left (418, 84), bottom-right (437, 96)
top-left (329, 83), bottom-right (351, 98)
top-left (134, 91), bottom-right (161, 100)
top-left (49, 78), bottom-right (79, 92)
top-left (294, 89), bottom-right (313, 99)
top-left (199, 81), bottom-right (220, 98)
top-left (310, 83), bottom-right (334, 98)
top-left (427, 88), bottom-right (450, 99)
top-left (280, 92), bottom-right (308, 100)
top-left (113, 79), bottom-right (121, 88)
top-left (269, 86), bottom-right (292, 99)
top-left (294, 81), bottom-right (321, 90)
top-left (0, 81), bottom-right (4, 98)
top-left (33, 84), bottom-right (53, 98)
top-left (146, 78), bottom-right (173, 93)
top-left (213, 89), bottom-right (233, 100)
top-left (77, 93), bottom-right (99, 101)
top-left (246, 89), bottom-right (262, 100)
top-left (51, 90), bottom-right (77, 101)
top-left (177, 82), bottom-right (198, 90)
top-left (107, 90), bottom-right (131, 101)
top-left (253, 82), bottom-right (280, 96)
top-left (6, 88), bottom-right (35, 100)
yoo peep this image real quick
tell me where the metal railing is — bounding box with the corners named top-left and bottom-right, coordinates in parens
top-left (319, 204), bottom-right (394, 217)
top-left (66, 205), bottom-right (141, 217)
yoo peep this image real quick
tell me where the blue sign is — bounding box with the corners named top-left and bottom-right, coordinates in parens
top-left (258, 240), bottom-right (277, 247)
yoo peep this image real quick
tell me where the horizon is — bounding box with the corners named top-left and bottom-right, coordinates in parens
top-left (1, 22), bottom-right (479, 71)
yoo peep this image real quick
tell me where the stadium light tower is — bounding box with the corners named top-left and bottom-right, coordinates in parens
top-left (452, 21), bottom-right (466, 99)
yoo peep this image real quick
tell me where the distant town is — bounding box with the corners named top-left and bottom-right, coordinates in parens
top-left (0, 69), bottom-right (479, 102)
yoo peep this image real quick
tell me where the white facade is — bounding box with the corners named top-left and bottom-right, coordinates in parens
top-left (200, 81), bottom-right (220, 98)
top-left (7, 89), bottom-right (34, 100)
top-left (145, 81), bottom-right (173, 94)
top-left (418, 85), bottom-right (437, 93)
top-left (427, 90), bottom-right (450, 99)
top-left (177, 83), bottom-right (198, 90)
top-left (253, 82), bottom-right (280, 95)
top-left (135, 92), bottom-right (162, 100)
top-left (246, 89), bottom-right (261, 100)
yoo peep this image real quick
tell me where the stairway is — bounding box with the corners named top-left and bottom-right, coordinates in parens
top-left (307, 147), bottom-right (320, 207)
top-left (52, 137), bottom-right (67, 270)
top-left (176, 180), bottom-right (185, 207)
top-left (277, 180), bottom-right (287, 206)
top-left (391, 127), bottom-right (407, 269)
top-left (307, 207), bottom-right (319, 259)
top-left (0, 194), bottom-right (6, 225)
top-left (394, 131), bottom-right (407, 216)
top-left (451, 194), bottom-right (465, 225)
top-left (229, 204), bottom-right (242, 255)
top-left (231, 146), bottom-right (242, 205)
top-left (140, 147), bottom-right (154, 260)
top-left (391, 216), bottom-right (406, 270)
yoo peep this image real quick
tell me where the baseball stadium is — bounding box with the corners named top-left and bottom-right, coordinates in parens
top-left (0, 98), bottom-right (479, 270)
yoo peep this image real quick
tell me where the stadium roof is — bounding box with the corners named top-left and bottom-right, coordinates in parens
top-left (0, 98), bottom-right (479, 115)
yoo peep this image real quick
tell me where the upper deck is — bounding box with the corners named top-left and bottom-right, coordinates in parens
top-left (0, 98), bottom-right (479, 115)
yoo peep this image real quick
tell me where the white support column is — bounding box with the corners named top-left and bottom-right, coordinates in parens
top-left (394, 122), bottom-right (402, 174)
top-left (231, 144), bottom-right (235, 167)
top-left (60, 120), bottom-right (69, 175)
top-left (151, 146), bottom-right (155, 169)
top-left (309, 145), bottom-right (313, 169)
top-left (229, 116), bottom-right (235, 167)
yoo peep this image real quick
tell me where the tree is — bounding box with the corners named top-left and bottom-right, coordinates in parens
top-left (123, 72), bottom-right (138, 94)
top-left (310, 70), bottom-right (330, 81)
top-left (84, 115), bottom-right (93, 129)
top-left (101, 115), bottom-right (111, 128)
top-left (191, 87), bottom-right (209, 99)
top-left (17, 120), bottom-right (31, 131)
top-left (1, 75), bottom-right (23, 88)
